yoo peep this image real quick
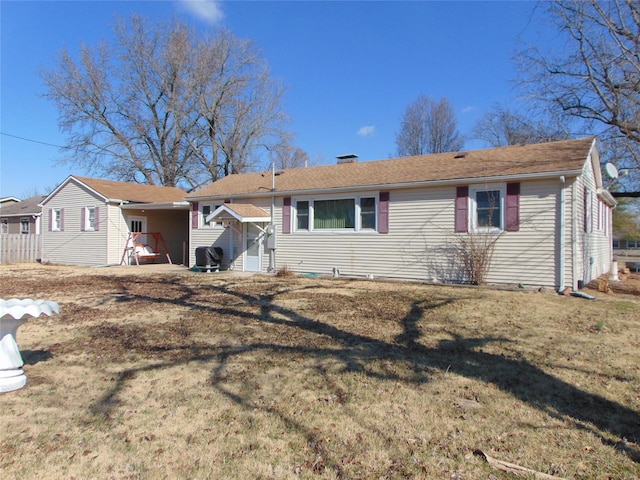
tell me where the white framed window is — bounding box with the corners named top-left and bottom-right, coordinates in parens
top-left (293, 195), bottom-right (378, 232)
top-left (360, 197), bottom-right (376, 230)
top-left (469, 184), bottom-right (505, 233)
top-left (1, 219), bottom-right (8, 234)
top-left (84, 207), bottom-right (96, 231)
top-left (51, 208), bottom-right (63, 231)
top-left (296, 200), bottom-right (309, 230)
top-left (20, 218), bottom-right (30, 234)
top-left (200, 203), bottom-right (222, 228)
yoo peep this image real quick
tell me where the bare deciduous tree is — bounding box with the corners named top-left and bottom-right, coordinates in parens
top-left (517, 0), bottom-right (640, 185)
top-left (269, 135), bottom-right (310, 170)
top-left (395, 95), bottom-right (463, 156)
top-left (472, 103), bottom-right (570, 147)
top-left (42, 15), bottom-right (288, 189)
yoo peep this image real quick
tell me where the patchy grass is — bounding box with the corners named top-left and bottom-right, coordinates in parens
top-left (1, 264), bottom-right (639, 479)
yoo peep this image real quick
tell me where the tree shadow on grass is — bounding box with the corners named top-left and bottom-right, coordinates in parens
top-left (89, 276), bottom-right (640, 466)
top-left (21, 349), bottom-right (53, 365)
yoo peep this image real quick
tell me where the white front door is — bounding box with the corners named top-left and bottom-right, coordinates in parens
top-left (128, 215), bottom-right (147, 244)
top-left (244, 223), bottom-right (262, 272)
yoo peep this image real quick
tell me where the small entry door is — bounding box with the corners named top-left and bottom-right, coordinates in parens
top-left (128, 216), bottom-right (147, 245)
top-left (244, 223), bottom-right (262, 272)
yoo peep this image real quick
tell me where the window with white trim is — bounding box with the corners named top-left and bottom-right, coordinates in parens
top-left (20, 218), bottom-right (30, 234)
top-left (84, 207), bottom-right (96, 231)
top-left (52, 208), bottom-right (63, 231)
top-left (469, 184), bottom-right (505, 233)
top-left (200, 203), bottom-right (222, 228)
top-left (1, 219), bottom-right (7, 234)
top-left (293, 196), bottom-right (377, 232)
top-left (296, 200), bottom-right (309, 230)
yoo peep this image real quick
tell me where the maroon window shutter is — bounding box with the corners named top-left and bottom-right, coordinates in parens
top-left (506, 182), bottom-right (520, 232)
top-left (95, 207), bottom-right (100, 231)
top-left (48, 209), bottom-right (53, 231)
top-left (60, 208), bottom-right (65, 231)
top-left (80, 207), bottom-right (86, 232)
top-left (378, 191), bottom-right (390, 234)
top-left (191, 202), bottom-right (199, 229)
top-left (282, 197), bottom-right (291, 234)
top-left (455, 186), bottom-right (469, 233)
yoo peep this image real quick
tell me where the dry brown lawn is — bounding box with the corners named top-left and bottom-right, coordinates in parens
top-left (1, 264), bottom-right (639, 479)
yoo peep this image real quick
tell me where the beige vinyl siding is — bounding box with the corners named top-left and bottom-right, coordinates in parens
top-left (41, 181), bottom-right (108, 266)
top-left (573, 156), bottom-right (612, 287)
top-left (190, 220), bottom-right (241, 270)
top-left (275, 181), bottom-right (564, 287)
top-left (194, 170), bottom-right (609, 288)
top-left (484, 179), bottom-right (562, 287)
top-left (274, 188), bottom-right (441, 279)
top-left (106, 204), bottom-right (129, 265)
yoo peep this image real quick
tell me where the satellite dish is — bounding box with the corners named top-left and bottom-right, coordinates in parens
top-left (605, 162), bottom-right (619, 179)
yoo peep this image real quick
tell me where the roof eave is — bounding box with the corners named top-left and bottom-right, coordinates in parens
top-left (120, 201), bottom-right (191, 210)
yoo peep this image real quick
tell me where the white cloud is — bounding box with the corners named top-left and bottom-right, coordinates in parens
top-left (461, 106), bottom-right (476, 114)
top-left (178, 0), bottom-right (225, 24)
top-left (357, 125), bottom-right (375, 137)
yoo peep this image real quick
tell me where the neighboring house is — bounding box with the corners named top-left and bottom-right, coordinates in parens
top-left (0, 196), bottom-right (21, 209)
top-left (187, 137), bottom-right (616, 290)
top-left (0, 196), bottom-right (44, 235)
top-left (40, 176), bottom-right (189, 266)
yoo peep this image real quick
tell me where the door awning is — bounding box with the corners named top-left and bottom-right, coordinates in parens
top-left (205, 203), bottom-right (271, 224)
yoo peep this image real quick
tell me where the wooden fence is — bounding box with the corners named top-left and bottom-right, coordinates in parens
top-left (0, 234), bottom-right (41, 264)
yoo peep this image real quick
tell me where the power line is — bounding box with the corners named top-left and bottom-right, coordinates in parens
top-left (0, 131), bottom-right (65, 149)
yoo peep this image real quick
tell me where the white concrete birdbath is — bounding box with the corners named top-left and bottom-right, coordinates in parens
top-left (0, 299), bottom-right (59, 393)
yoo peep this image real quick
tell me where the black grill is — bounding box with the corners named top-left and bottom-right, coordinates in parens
top-left (195, 246), bottom-right (223, 270)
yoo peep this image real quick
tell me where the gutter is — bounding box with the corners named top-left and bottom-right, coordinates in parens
top-left (119, 201), bottom-right (191, 210)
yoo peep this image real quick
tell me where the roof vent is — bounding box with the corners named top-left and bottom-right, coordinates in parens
top-left (336, 154), bottom-right (358, 164)
top-left (454, 153), bottom-right (466, 159)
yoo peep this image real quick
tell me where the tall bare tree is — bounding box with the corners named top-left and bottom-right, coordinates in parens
top-left (472, 103), bottom-right (570, 147)
top-left (42, 15), bottom-right (288, 189)
top-left (518, 0), bottom-right (640, 185)
top-left (395, 95), bottom-right (463, 156)
top-left (269, 135), bottom-right (310, 170)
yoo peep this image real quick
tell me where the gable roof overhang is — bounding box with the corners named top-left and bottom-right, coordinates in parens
top-left (205, 203), bottom-right (271, 224)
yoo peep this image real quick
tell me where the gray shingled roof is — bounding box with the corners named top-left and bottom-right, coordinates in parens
top-left (0, 196), bottom-right (45, 216)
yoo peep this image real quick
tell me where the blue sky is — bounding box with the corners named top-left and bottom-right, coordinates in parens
top-left (0, 0), bottom-right (549, 198)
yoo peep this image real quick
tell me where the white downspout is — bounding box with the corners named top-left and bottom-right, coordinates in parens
top-left (571, 180), bottom-right (578, 290)
top-left (558, 176), bottom-right (566, 292)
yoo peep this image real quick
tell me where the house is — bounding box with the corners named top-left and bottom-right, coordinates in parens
top-left (0, 196), bottom-right (45, 235)
top-left (186, 137), bottom-right (616, 290)
top-left (0, 197), bottom-right (21, 209)
top-left (40, 176), bottom-right (189, 266)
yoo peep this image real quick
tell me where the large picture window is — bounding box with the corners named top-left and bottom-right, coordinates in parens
top-left (293, 196), bottom-right (378, 232)
top-left (314, 199), bottom-right (355, 229)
